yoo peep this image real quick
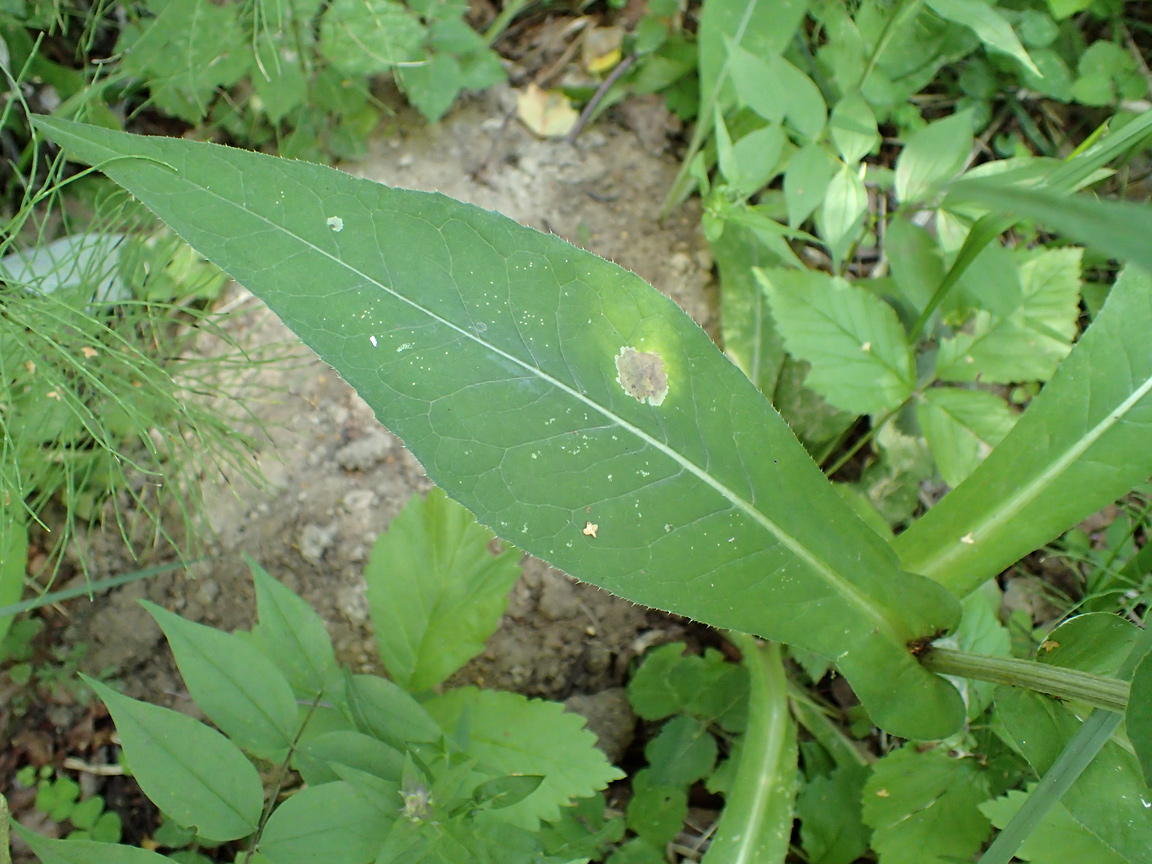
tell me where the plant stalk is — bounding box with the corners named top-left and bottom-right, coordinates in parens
top-left (921, 647), bottom-right (1130, 713)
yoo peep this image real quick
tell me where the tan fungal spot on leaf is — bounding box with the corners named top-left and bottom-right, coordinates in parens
top-left (80, 346), bottom-right (98, 359)
top-left (615, 347), bottom-right (668, 406)
top-left (583, 522), bottom-right (598, 538)
top-left (1041, 640), bottom-right (1060, 652)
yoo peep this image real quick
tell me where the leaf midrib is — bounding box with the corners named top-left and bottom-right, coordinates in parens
top-left (175, 166), bottom-right (902, 641)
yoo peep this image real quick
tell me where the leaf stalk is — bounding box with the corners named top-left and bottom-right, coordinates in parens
top-left (921, 647), bottom-right (1130, 713)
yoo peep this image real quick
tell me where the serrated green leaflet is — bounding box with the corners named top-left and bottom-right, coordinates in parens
top-left (34, 118), bottom-right (964, 739)
top-left (896, 266), bottom-right (1152, 597)
top-left (365, 488), bottom-right (521, 692)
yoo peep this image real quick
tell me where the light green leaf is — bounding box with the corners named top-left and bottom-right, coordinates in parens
top-left (712, 225), bottom-right (787, 396)
top-left (346, 674), bottom-right (444, 746)
top-left (141, 600), bottom-right (299, 754)
top-left (365, 487), bottom-right (521, 691)
top-left (11, 827), bottom-right (173, 864)
top-left (666, 0), bottom-right (809, 208)
top-left (82, 676), bottom-right (262, 842)
top-left (996, 689), bottom-right (1152, 861)
top-left (423, 688), bottom-right (624, 829)
top-left (119, 0), bottom-right (248, 123)
top-left (730, 125), bottom-right (786, 197)
top-left (259, 781), bottom-right (394, 864)
top-left (862, 747), bottom-right (991, 864)
top-left (946, 180), bottom-right (1152, 272)
top-left (645, 716), bottom-right (717, 786)
top-left (34, 118), bottom-right (966, 740)
top-left (1018, 247), bottom-right (1082, 343)
top-left (626, 768), bottom-right (688, 848)
top-left (820, 163), bottom-right (869, 265)
top-left (1038, 613), bottom-right (1139, 678)
top-left (980, 785), bottom-right (1127, 864)
top-left (701, 637), bottom-right (797, 864)
top-left (720, 40), bottom-right (826, 140)
top-left (785, 143), bottom-right (837, 228)
top-left (398, 53), bottom-right (463, 123)
top-left (251, 38), bottom-right (308, 124)
top-left (935, 311), bottom-right (1073, 384)
top-left (895, 111), bottom-right (973, 204)
top-left (727, 41), bottom-right (785, 124)
top-left (926, 0), bottom-right (1040, 75)
top-left (626, 643), bottom-right (748, 731)
top-left (1127, 652), bottom-right (1152, 786)
top-left (245, 555), bottom-right (339, 701)
top-left (797, 764), bottom-right (871, 864)
top-left (776, 55), bottom-right (827, 142)
top-left (895, 267), bottom-right (1152, 598)
top-left (319, 0), bottom-right (425, 76)
top-left (829, 91), bottom-right (879, 166)
top-left (760, 268), bottom-right (915, 415)
top-left (698, 0), bottom-right (809, 118)
top-left (294, 730), bottom-right (405, 786)
top-left (917, 387), bottom-right (1016, 487)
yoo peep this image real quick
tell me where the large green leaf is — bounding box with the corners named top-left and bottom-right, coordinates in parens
top-left (34, 118), bottom-right (965, 740)
top-left (364, 487), bottom-right (521, 691)
top-left (895, 266), bottom-right (1152, 597)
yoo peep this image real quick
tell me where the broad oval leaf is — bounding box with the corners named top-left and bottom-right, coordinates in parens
top-left (896, 267), bottom-right (1152, 598)
top-left (365, 487), bottom-right (521, 691)
top-left (246, 554), bottom-right (340, 701)
top-left (35, 118), bottom-right (964, 740)
top-left (83, 675), bottom-right (263, 842)
top-left (895, 111), bottom-right (974, 205)
top-left (141, 600), bottom-right (299, 754)
top-left (259, 781), bottom-right (394, 864)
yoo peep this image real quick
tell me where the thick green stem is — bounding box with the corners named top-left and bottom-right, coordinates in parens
top-left (921, 647), bottom-right (1130, 713)
top-left (702, 636), bottom-right (796, 864)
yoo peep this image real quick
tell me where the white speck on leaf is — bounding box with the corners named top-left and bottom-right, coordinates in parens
top-left (960, 532), bottom-right (975, 544)
top-left (369, 335), bottom-right (377, 347)
top-left (397, 343), bottom-right (413, 353)
top-left (327, 216), bottom-right (343, 232)
top-left (615, 346), bottom-right (668, 406)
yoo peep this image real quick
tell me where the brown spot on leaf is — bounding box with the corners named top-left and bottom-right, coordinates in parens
top-left (615, 347), bottom-right (668, 406)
